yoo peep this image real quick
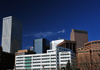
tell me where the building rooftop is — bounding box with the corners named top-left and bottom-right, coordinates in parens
top-left (72, 29), bottom-right (88, 34)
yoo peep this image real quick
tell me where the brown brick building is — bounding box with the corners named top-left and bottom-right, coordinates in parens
top-left (57, 40), bottom-right (76, 53)
top-left (77, 40), bottom-right (100, 70)
top-left (70, 29), bottom-right (88, 49)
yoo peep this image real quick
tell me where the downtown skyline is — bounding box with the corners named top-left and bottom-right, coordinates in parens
top-left (0, 0), bottom-right (100, 50)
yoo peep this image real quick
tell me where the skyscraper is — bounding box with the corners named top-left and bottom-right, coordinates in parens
top-left (70, 29), bottom-right (88, 49)
top-left (1, 16), bottom-right (23, 54)
top-left (34, 38), bottom-right (50, 54)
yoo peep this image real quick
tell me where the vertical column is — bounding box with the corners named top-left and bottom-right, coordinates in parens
top-left (68, 43), bottom-right (70, 49)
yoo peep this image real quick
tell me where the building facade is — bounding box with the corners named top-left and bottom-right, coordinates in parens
top-left (50, 39), bottom-right (64, 50)
top-left (34, 38), bottom-right (50, 54)
top-left (70, 29), bottom-right (88, 49)
top-left (76, 40), bottom-right (100, 70)
top-left (1, 16), bottom-right (23, 54)
top-left (57, 40), bottom-right (76, 54)
top-left (15, 47), bottom-right (75, 70)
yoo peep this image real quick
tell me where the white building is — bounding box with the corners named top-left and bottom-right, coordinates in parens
top-left (50, 39), bottom-right (64, 49)
top-left (15, 46), bottom-right (75, 70)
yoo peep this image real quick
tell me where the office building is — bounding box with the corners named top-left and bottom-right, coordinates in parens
top-left (70, 29), bottom-right (88, 49)
top-left (1, 16), bottom-right (23, 54)
top-left (0, 47), bottom-right (15, 70)
top-left (29, 47), bottom-right (34, 51)
top-left (50, 39), bottom-right (64, 49)
top-left (15, 47), bottom-right (75, 70)
top-left (15, 49), bottom-right (36, 56)
top-left (57, 40), bottom-right (76, 53)
top-left (76, 40), bottom-right (100, 70)
top-left (34, 38), bottom-right (50, 54)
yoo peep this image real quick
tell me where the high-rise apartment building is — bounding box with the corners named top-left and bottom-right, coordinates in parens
top-left (1, 16), bottom-right (23, 54)
top-left (34, 38), bottom-right (50, 54)
top-left (70, 29), bottom-right (88, 49)
top-left (76, 40), bottom-right (100, 70)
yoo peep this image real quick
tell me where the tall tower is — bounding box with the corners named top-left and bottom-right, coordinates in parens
top-left (70, 29), bottom-right (88, 49)
top-left (1, 16), bottom-right (23, 54)
top-left (34, 38), bottom-right (50, 54)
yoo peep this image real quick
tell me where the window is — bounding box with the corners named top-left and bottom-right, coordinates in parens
top-left (43, 65), bottom-right (50, 66)
top-left (33, 62), bottom-right (40, 63)
top-left (42, 58), bottom-right (50, 60)
top-left (24, 66), bottom-right (31, 67)
top-left (93, 50), bottom-right (95, 52)
top-left (16, 63), bottom-right (23, 64)
top-left (33, 59), bottom-right (40, 60)
top-left (33, 56), bottom-right (40, 57)
top-left (98, 41), bottom-right (100, 43)
top-left (51, 55), bottom-right (56, 56)
top-left (87, 51), bottom-right (89, 52)
top-left (16, 60), bottom-right (23, 61)
top-left (96, 50), bottom-right (98, 52)
top-left (25, 62), bottom-right (31, 64)
top-left (61, 57), bottom-right (70, 59)
top-left (51, 64), bottom-right (56, 66)
top-left (33, 65), bottom-right (40, 67)
top-left (17, 57), bottom-right (23, 59)
top-left (51, 61), bottom-right (56, 62)
top-left (92, 42), bottom-right (94, 44)
top-left (95, 42), bottom-right (97, 44)
top-left (48, 51), bottom-right (54, 53)
top-left (42, 61), bottom-right (50, 63)
top-left (51, 58), bottom-right (56, 59)
top-left (16, 66), bottom-right (23, 67)
top-left (61, 60), bottom-right (68, 62)
top-left (42, 55), bottom-right (49, 57)
top-left (61, 54), bottom-right (69, 56)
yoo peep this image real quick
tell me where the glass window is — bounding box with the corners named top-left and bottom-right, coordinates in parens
top-left (33, 59), bottom-right (40, 60)
top-left (98, 41), bottom-right (100, 43)
top-left (17, 57), bottom-right (23, 59)
top-left (16, 66), bottom-right (23, 67)
top-left (16, 63), bottom-right (23, 64)
top-left (33, 65), bottom-right (40, 67)
top-left (42, 55), bottom-right (49, 57)
top-left (42, 58), bottom-right (50, 60)
top-left (92, 42), bottom-right (94, 44)
top-left (93, 50), bottom-right (95, 52)
top-left (96, 50), bottom-right (98, 52)
top-left (51, 64), bottom-right (56, 66)
top-left (42, 61), bottom-right (50, 63)
top-left (95, 42), bottom-right (97, 44)
top-left (16, 60), bottom-right (23, 61)
top-left (51, 61), bottom-right (56, 62)
top-left (61, 60), bottom-right (68, 62)
top-left (51, 58), bottom-right (56, 59)
top-left (33, 62), bottom-right (40, 63)
top-left (51, 55), bottom-right (56, 56)
top-left (33, 56), bottom-right (40, 57)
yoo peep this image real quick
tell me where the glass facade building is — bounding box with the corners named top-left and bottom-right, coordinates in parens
top-left (34, 38), bottom-right (50, 54)
top-left (1, 16), bottom-right (23, 54)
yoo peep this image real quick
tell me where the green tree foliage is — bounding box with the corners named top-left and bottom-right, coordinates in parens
top-left (66, 60), bottom-right (72, 70)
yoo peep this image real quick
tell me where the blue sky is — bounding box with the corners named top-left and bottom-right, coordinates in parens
top-left (0, 0), bottom-right (100, 50)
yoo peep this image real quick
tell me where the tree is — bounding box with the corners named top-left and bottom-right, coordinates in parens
top-left (66, 60), bottom-right (72, 70)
